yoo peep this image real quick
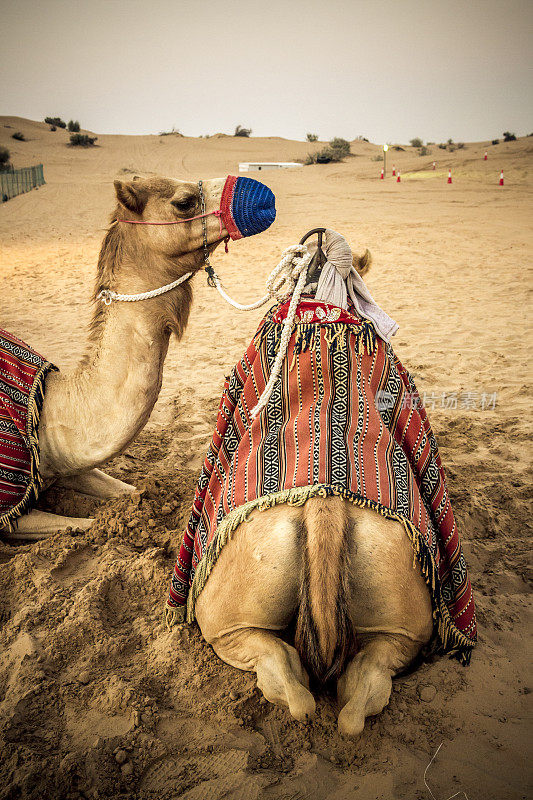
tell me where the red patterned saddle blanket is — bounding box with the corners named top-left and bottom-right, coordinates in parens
top-left (167, 300), bottom-right (476, 664)
top-left (0, 329), bottom-right (57, 529)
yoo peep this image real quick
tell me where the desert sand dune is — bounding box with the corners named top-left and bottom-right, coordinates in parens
top-left (0, 117), bottom-right (531, 799)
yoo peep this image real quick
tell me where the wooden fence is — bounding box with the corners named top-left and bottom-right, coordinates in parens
top-left (1, 165), bottom-right (45, 202)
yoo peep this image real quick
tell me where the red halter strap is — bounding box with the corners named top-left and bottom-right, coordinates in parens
top-left (119, 209), bottom-right (229, 252)
top-left (119, 208), bottom-right (224, 234)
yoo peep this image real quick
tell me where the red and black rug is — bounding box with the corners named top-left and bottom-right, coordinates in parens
top-left (0, 329), bottom-right (57, 530)
top-left (166, 299), bottom-right (476, 664)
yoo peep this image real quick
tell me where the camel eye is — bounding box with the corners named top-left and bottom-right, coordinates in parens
top-left (171, 196), bottom-right (197, 213)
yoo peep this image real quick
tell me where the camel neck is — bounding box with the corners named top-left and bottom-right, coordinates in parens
top-left (38, 288), bottom-right (191, 477)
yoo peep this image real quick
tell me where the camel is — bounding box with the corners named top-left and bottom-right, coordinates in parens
top-left (195, 497), bottom-right (434, 737)
top-left (172, 233), bottom-right (475, 737)
top-left (2, 174), bottom-right (261, 540)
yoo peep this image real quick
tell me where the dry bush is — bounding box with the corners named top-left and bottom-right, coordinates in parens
top-left (329, 137), bottom-right (351, 157)
top-left (45, 116), bottom-right (66, 128)
top-left (67, 120), bottom-right (80, 132)
top-left (159, 127), bottom-right (182, 136)
top-left (69, 133), bottom-right (97, 147)
top-left (306, 133), bottom-right (318, 142)
top-left (12, 132), bottom-right (25, 141)
top-left (0, 146), bottom-right (10, 168)
top-left (234, 125), bottom-right (252, 137)
top-left (410, 137), bottom-right (423, 148)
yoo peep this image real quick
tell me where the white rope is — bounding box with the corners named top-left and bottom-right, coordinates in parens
top-left (249, 245), bottom-right (313, 419)
top-left (96, 271), bottom-right (193, 305)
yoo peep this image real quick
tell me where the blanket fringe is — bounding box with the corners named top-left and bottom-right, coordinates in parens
top-left (0, 361), bottom-right (56, 532)
top-left (171, 483), bottom-right (473, 665)
top-left (254, 318), bottom-right (377, 358)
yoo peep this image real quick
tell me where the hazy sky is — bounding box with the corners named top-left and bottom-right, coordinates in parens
top-left (1, 0), bottom-right (531, 143)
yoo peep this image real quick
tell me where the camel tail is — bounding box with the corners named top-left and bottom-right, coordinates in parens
top-left (294, 496), bottom-right (356, 683)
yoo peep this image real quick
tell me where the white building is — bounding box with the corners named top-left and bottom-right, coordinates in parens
top-left (238, 162), bottom-right (303, 172)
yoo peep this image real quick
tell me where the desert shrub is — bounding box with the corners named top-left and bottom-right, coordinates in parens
top-left (448, 144), bottom-right (456, 152)
top-left (159, 127), bottom-right (182, 136)
top-left (447, 138), bottom-right (454, 145)
top-left (49, 125), bottom-right (57, 131)
top-left (355, 136), bottom-right (370, 142)
top-left (392, 145), bottom-right (405, 151)
top-left (45, 116), bottom-right (66, 128)
top-left (234, 125), bottom-right (252, 137)
top-left (67, 120), bottom-right (80, 132)
top-left (0, 146), bottom-right (10, 167)
top-left (372, 154), bottom-right (383, 161)
top-left (438, 143), bottom-right (447, 150)
top-left (457, 142), bottom-right (465, 149)
top-left (491, 139), bottom-right (499, 145)
top-left (410, 137), bottom-right (423, 148)
top-left (305, 146), bottom-right (344, 165)
top-left (329, 137), bottom-right (351, 157)
top-left (69, 133), bottom-right (97, 147)
top-left (306, 133), bottom-right (319, 142)
top-left (12, 132), bottom-right (25, 141)
top-left (503, 131), bottom-right (516, 142)
top-left (427, 141), bottom-right (435, 145)
top-left (419, 145), bottom-right (429, 156)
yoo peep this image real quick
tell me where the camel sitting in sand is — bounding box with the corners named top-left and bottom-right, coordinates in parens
top-left (2, 174), bottom-right (272, 540)
top-left (167, 232), bottom-right (476, 736)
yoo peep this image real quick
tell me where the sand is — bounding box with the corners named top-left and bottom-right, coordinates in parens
top-left (0, 117), bottom-right (531, 799)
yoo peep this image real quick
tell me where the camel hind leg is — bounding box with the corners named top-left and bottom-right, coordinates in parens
top-left (194, 504), bottom-right (315, 722)
top-left (337, 504), bottom-right (434, 736)
top-left (337, 634), bottom-right (416, 736)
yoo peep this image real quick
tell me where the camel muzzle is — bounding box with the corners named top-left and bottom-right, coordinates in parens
top-left (220, 176), bottom-right (276, 240)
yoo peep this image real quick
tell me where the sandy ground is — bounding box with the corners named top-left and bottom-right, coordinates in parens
top-left (0, 117), bottom-right (531, 799)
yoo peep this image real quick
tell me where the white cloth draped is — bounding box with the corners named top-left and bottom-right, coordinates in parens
top-left (313, 229), bottom-right (398, 342)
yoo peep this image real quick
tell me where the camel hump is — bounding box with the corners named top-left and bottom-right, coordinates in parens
top-left (294, 495), bottom-right (356, 683)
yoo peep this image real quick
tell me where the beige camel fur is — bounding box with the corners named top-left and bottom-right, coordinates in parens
top-left (195, 496), bottom-right (433, 736)
top-left (3, 175), bottom-right (229, 540)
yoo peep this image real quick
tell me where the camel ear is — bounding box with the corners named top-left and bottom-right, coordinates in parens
top-left (352, 249), bottom-right (372, 277)
top-left (114, 179), bottom-right (148, 214)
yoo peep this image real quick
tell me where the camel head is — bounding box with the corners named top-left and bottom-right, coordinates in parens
top-left (93, 174), bottom-right (275, 340)
top-left (112, 174), bottom-right (276, 272)
top-left (113, 175), bottom-right (228, 271)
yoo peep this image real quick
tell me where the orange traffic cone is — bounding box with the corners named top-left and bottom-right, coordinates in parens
top-left (499, 170), bottom-right (504, 186)
top-left (484, 151), bottom-right (488, 161)
top-left (432, 161), bottom-right (436, 170)
top-left (392, 164), bottom-right (396, 176)
top-left (396, 171), bottom-right (401, 183)
top-left (447, 169), bottom-right (452, 184)
top-left (380, 169), bottom-right (384, 180)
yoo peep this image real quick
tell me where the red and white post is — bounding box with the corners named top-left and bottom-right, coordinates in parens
top-left (380, 168), bottom-right (384, 180)
top-left (484, 151), bottom-right (488, 161)
top-left (392, 164), bottom-right (396, 176)
top-left (447, 169), bottom-right (452, 184)
top-left (397, 171), bottom-right (401, 183)
top-left (499, 170), bottom-right (504, 186)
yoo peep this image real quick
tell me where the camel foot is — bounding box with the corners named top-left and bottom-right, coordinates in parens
top-left (211, 628), bottom-right (316, 723)
top-left (2, 510), bottom-right (94, 542)
top-left (256, 643), bottom-right (316, 722)
top-left (56, 468), bottom-right (135, 499)
top-left (337, 637), bottom-right (398, 737)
